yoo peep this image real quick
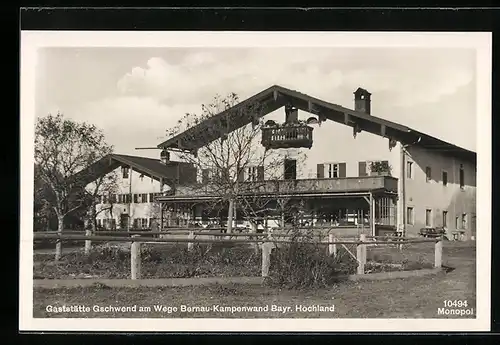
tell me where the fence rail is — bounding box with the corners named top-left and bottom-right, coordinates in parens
top-left (33, 232), bottom-right (442, 279)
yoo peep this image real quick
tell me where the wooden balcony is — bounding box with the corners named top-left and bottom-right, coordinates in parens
top-left (163, 176), bottom-right (398, 201)
top-left (261, 124), bottom-right (313, 149)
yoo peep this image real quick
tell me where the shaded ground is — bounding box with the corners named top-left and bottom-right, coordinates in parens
top-left (33, 241), bottom-right (476, 318)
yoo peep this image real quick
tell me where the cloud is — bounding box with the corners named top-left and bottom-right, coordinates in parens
top-left (116, 48), bottom-right (475, 109)
top-left (66, 96), bottom-right (202, 157)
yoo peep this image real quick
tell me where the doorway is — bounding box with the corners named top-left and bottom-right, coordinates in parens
top-left (120, 214), bottom-right (130, 230)
top-left (284, 159), bottom-right (297, 180)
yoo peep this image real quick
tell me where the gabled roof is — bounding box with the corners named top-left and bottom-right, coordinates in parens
top-left (157, 85), bottom-right (476, 162)
top-left (70, 154), bottom-right (193, 187)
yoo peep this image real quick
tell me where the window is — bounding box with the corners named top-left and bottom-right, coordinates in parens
top-left (247, 166), bottom-right (259, 181)
top-left (103, 218), bottom-right (116, 230)
top-left (459, 167), bottom-right (465, 189)
top-left (328, 163), bottom-right (339, 178)
top-left (462, 213), bottom-right (468, 230)
top-left (133, 193), bottom-right (148, 203)
top-left (135, 193), bottom-right (148, 203)
top-left (406, 161), bottom-right (413, 179)
top-left (406, 207), bottom-right (414, 225)
top-left (455, 216), bottom-right (460, 229)
top-left (442, 211), bottom-right (448, 228)
top-left (425, 209), bottom-right (432, 227)
top-left (122, 166), bottom-right (129, 179)
top-left (425, 167), bottom-right (431, 182)
top-left (442, 171), bottom-right (448, 186)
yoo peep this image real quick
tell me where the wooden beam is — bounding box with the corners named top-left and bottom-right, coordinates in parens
top-left (381, 124), bottom-right (386, 137)
top-left (344, 113), bottom-right (350, 125)
top-left (273, 90), bottom-right (279, 101)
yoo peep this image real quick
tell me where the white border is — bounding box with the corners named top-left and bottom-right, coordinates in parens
top-left (20, 31), bottom-right (492, 332)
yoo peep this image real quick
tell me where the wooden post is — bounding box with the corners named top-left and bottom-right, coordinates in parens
top-left (84, 229), bottom-right (92, 255)
top-left (131, 235), bottom-right (141, 280)
top-left (370, 193), bottom-right (376, 236)
top-left (328, 233), bottom-right (337, 258)
top-left (261, 242), bottom-right (273, 277)
top-left (434, 237), bottom-right (443, 268)
top-left (356, 233), bottom-right (366, 274)
top-left (187, 231), bottom-right (194, 251)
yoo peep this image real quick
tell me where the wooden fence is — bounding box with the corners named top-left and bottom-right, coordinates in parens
top-left (34, 231), bottom-right (442, 279)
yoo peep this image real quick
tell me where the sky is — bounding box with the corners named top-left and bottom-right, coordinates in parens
top-left (35, 46), bottom-right (477, 158)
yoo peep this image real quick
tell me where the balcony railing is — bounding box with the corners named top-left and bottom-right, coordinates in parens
top-left (166, 176), bottom-right (398, 200)
top-left (261, 124), bottom-right (313, 149)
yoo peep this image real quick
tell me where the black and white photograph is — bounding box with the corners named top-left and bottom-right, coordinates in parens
top-left (20, 31), bottom-right (491, 332)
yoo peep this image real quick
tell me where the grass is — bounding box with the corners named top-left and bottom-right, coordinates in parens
top-left (34, 243), bottom-right (262, 279)
top-left (33, 241), bottom-right (476, 318)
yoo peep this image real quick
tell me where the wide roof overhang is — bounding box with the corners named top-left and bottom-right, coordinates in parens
top-left (157, 85), bottom-right (476, 163)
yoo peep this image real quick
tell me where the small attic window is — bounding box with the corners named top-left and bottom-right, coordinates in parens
top-left (361, 95), bottom-right (365, 100)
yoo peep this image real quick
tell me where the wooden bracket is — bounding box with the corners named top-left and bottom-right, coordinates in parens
top-left (381, 124), bottom-right (386, 137)
top-left (388, 138), bottom-right (397, 151)
top-left (353, 123), bottom-right (362, 139)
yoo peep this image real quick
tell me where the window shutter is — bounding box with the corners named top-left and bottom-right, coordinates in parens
top-left (202, 169), bottom-right (210, 184)
top-left (133, 194), bottom-right (138, 203)
top-left (358, 161), bottom-right (367, 176)
top-left (257, 166), bottom-right (265, 181)
top-left (316, 164), bottom-right (324, 178)
top-left (339, 163), bottom-right (347, 178)
top-left (237, 168), bottom-right (245, 182)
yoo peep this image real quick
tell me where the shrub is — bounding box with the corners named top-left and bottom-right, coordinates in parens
top-left (266, 230), bottom-right (357, 289)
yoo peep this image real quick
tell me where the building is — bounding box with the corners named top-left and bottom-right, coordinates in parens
top-left (78, 154), bottom-right (196, 230)
top-left (152, 85), bottom-right (476, 240)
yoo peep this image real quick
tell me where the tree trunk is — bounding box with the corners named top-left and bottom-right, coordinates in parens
top-left (226, 198), bottom-right (234, 234)
top-left (55, 214), bottom-right (64, 261)
top-left (90, 202), bottom-right (97, 232)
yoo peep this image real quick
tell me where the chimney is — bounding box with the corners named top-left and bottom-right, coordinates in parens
top-left (285, 104), bottom-right (298, 123)
top-left (354, 87), bottom-right (371, 115)
top-left (160, 149), bottom-right (170, 164)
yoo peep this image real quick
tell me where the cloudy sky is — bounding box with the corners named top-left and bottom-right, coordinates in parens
top-left (35, 47), bottom-right (477, 158)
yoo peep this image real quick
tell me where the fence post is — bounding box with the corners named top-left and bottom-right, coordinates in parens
top-left (131, 235), bottom-right (141, 280)
top-left (261, 241), bottom-right (273, 277)
top-left (187, 231), bottom-right (194, 251)
top-left (356, 234), bottom-right (366, 274)
top-left (328, 233), bottom-right (337, 258)
top-left (55, 238), bottom-right (62, 261)
top-left (84, 230), bottom-right (92, 255)
top-left (434, 237), bottom-right (443, 268)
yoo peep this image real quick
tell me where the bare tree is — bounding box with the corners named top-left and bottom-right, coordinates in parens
top-left (165, 93), bottom-right (307, 234)
top-left (34, 113), bottom-right (114, 259)
top-left (85, 171), bottom-right (119, 232)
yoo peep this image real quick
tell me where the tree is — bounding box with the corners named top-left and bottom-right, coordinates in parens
top-left (165, 93), bottom-right (307, 233)
top-left (84, 170), bottom-right (118, 232)
top-left (34, 113), bottom-right (114, 259)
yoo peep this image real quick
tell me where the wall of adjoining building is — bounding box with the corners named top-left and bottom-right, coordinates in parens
top-left (403, 145), bottom-right (476, 239)
top-left (91, 167), bottom-right (167, 230)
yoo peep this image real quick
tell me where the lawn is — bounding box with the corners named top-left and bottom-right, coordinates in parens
top-left (33, 241), bottom-right (476, 318)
